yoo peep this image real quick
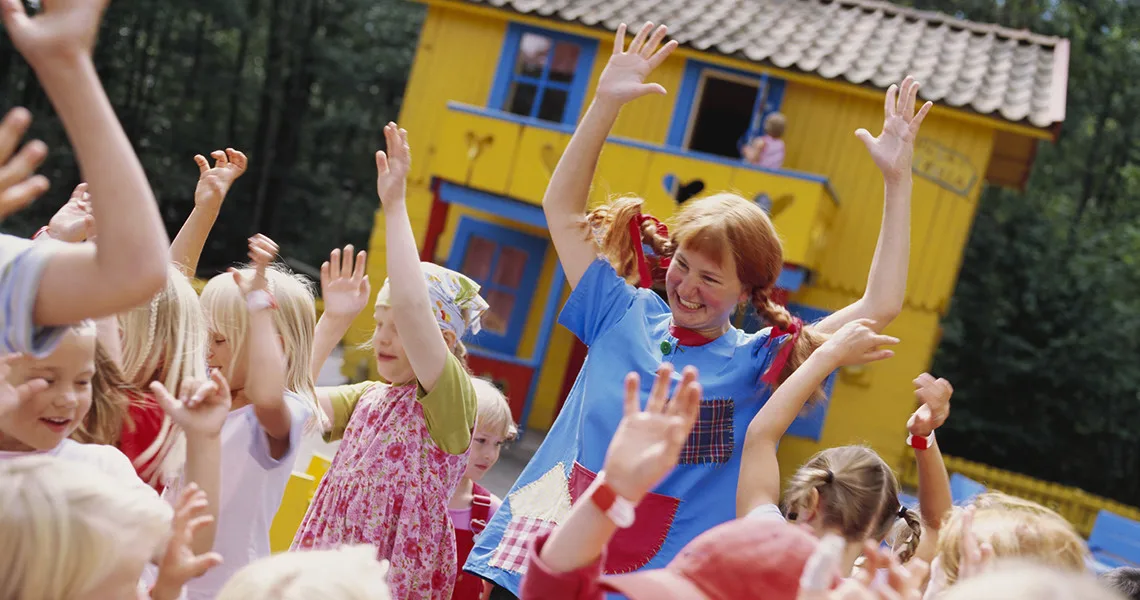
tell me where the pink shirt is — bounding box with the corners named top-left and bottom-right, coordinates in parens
top-left (519, 532), bottom-right (606, 600)
top-left (450, 493), bottom-right (502, 530)
top-left (748, 135), bottom-right (786, 170)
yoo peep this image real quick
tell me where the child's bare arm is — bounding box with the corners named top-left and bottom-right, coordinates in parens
top-left (737, 321), bottom-right (898, 517)
top-left (909, 373), bottom-right (953, 563)
top-left (2, 0), bottom-right (171, 326)
top-left (376, 124), bottom-right (451, 391)
top-left (234, 235), bottom-right (291, 444)
top-left (171, 149), bottom-right (247, 276)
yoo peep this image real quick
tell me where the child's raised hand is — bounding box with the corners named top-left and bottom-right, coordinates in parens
top-left (0, 107), bottom-right (49, 220)
top-left (0, 0), bottom-right (109, 66)
top-left (855, 76), bottom-right (932, 183)
top-left (0, 353), bottom-right (47, 417)
top-left (907, 373), bottom-right (952, 438)
top-left (194, 148), bottom-right (247, 211)
top-left (151, 484), bottom-right (223, 600)
top-left (817, 319), bottom-right (900, 368)
top-left (601, 364), bottom-right (701, 503)
top-left (230, 233), bottom-right (278, 296)
top-left (321, 244), bottom-right (370, 319)
top-left (46, 182), bottom-right (95, 242)
top-left (150, 369), bottom-right (233, 439)
top-left (956, 506), bottom-right (995, 580)
top-left (375, 122), bottom-right (410, 209)
top-left (595, 22), bottom-right (677, 106)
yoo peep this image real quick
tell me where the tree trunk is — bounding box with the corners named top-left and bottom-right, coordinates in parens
top-left (248, 0), bottom-right (292, 235)
top-left (227, 0), bottom-right (264, 142)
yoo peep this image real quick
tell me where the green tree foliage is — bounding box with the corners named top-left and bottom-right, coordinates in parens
top-left (0, 0), bottom-right (424, 275)
top-left (898, 0), bottom-right (1140, 505)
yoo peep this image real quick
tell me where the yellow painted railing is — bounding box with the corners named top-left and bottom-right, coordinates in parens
top-left (269, 453), bottom-right (334, 552)
top-left (898, 454), bottom-right (1140, 537)
top-left (432, 103), bottom-right (839, 272)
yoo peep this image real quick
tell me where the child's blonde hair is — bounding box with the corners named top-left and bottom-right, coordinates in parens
top-left (935, 492), bottom-right (1089, 587)
top-left (472, 377), bottom-right (517, 441)
top-left (201, 263), bottom-right (325, 432)
top-left (764, 112), bottom-right (787, 138)
top-left (941, 561), bottom-right (1124, 600)
top-left (782, 445), bottom-right (922, 562)
top-left (0, 455), bottom-right (172, 600)
top-left (71, 340), bottom-right (136, 446)
top-left (216, 544), bottom-right (391, 600)
top-left (118, 265), bottom-right (207, 483)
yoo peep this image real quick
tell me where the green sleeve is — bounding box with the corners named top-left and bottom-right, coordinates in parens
top-left (417, 353), bottom-right (477, 455)
top-left (323, 381), bottom-right (375, 442)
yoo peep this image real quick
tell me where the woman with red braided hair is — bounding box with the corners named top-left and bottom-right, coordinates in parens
top-left (465, 21), bottom-right (931, 598)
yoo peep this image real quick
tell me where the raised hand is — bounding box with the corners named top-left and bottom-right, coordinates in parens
top-left (800, 539), bottom-right (929, 600)
top-left (321, 244), bottom-right (370, 319)
top-left (0, 353), bottom-right (47, 417)
top-left (0, 107), bottom-right (49, 220)
top-left (230, 233), bottom-right (278, 296)
top-left (150, 370), bottom-right (233, 439)
top-left (46, 182), bottom-right (95, 242)
top-left (602, 364), bottom-right (701, 503)
top-left (817, 318), bottom-right (900, 368)
top-left (375, 122), bottom-right (410, 208)
top-left (193, 148), bottom-right (247, 212)
top-left (855, 76), bottom-right (932, 183)
top-left (956, 506), bottom-right (994, 580)
top-left (150, 484), bottom-right (224, 600)
top-left (0, 0), bottom-right (110, 66)
top-left (595, 22), bottom-right (678, 106)
top-left (907, 373), bottom-right (952, 438)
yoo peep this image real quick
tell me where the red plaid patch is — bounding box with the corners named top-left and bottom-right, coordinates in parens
top-left (678, 399), bottom-right (735, 465)
top-left (489, 516), bottom-right (556, 574)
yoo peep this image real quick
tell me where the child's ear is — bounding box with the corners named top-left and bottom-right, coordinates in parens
top-left (441, 329), bottom-right (458, 350)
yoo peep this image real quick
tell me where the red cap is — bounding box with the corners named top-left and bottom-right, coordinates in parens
top-left (599, 519), bottom-right (821, 600)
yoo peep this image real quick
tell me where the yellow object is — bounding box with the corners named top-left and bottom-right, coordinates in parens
top-left (269, 472), bottom-right (315, 553)
top-left (898, 454), bottom-right (1140, 538)
top-left (304, 453), bottom-right (333, 490)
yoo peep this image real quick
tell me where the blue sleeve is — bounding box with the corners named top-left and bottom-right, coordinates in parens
top-left (557, 259), bottom-right (638, 346)
top-left (0, 235), bottom-right (67, 357)
top-left (250, 392), bottom-right (310, 470)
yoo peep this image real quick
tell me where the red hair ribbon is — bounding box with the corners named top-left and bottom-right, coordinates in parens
top-left (628, 213), bottom-right (670, 288)
top-left (761, 316), bottom-right (804, 385)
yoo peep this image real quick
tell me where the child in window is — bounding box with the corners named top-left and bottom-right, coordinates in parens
top-left (742, 112), bottom-right (787, 170)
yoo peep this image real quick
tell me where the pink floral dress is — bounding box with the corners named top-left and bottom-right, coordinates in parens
top-left (292, 381), bottom-right (469, 599)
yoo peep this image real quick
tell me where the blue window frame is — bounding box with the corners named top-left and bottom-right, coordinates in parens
top-left (447, 216), bottom-right (548, 355)
top-left (739, 301), bottom-right (834, 442)
top-left (665, 60), bottom-right (786, 159)
top-left (488, 24), bottom-right (598, 126)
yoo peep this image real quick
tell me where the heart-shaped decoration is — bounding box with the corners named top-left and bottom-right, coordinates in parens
top-left (661, 173), bottom-right (705, 205)
top-left (754, 192), bottom-right (794, 218)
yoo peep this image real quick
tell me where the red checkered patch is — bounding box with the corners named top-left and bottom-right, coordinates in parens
top-left (490, 516), bottom-right (557, 574)
top-left (678, 398), bottom-right (736, 465)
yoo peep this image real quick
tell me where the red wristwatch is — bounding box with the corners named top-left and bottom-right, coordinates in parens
top-left (907, 431), bottom-right (935, 451)
top-left (591, 472), bottom-right (636, 528)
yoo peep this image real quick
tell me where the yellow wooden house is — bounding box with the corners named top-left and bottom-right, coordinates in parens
top-left (342, 0), bottom-right (1070, 475)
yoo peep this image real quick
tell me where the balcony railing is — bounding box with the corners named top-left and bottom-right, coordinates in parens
top-left (431, 102), bottom-right (839, 271)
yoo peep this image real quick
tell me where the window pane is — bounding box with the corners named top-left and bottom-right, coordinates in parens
top-left (482, 290), bottom-right (516, 335)
top-left (537, 88), bottom-right (568, 122)
top-left (506, 81), bottom-right (539, 117)
top-left (515, 33), bottom-right (551, 78)
top-left (549, 41), bottom-right (580, 83)
top-left (460, 236), bottom-right (496, 282)
top-left (493, 247), bottom-right (527, 288)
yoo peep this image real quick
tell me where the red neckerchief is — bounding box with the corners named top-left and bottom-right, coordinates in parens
top-left (668, 324), bottom-right (716, 347)
top-left (761, 317), bottom-right (804, 385)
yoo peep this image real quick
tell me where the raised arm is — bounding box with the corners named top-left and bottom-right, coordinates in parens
top-left (310, 245), bottom-right (370, 421)
top-left (376, 123), bottom-right (452, 391)
top-left (2, 0), bottom-right (171, 325)
top-left (737, 320), bottom-right (899, 517)
top-left (0, 107), bottom-right (50, 220)
top-left (908, 373), bottom-right (953, 564)
top-left (815, 77), bottom-right (932, 335)
top-left (233, 235), bottom-right (291, 443)
top-left (171, 149), bottom-right (247, 276)
top-left (544, 23), bottom-right (677, 289)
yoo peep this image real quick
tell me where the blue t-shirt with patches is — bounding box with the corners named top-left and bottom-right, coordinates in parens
top-left (465, 259), bottom-right (784, 593)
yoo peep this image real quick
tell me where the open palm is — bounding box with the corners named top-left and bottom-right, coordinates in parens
top-left (376, 122), bottom-right (410, 206)
top-left (595, 22), bottom-right (678, 106)
top-left (150, 370), bottom-right (232, 438)
top-left (321, 244), bottom-right (370, 319)
top-left (855, 76), bottom-right (932, 182)
top-left (602, 364), bottom-right (701, 503)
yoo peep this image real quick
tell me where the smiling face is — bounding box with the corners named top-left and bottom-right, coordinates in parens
top-left (665, 244), bottom-right (747, 336)
top-left (371, 305), bottom-right (415, 385)
top-left (0, 328), bottom-right (96, 452)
